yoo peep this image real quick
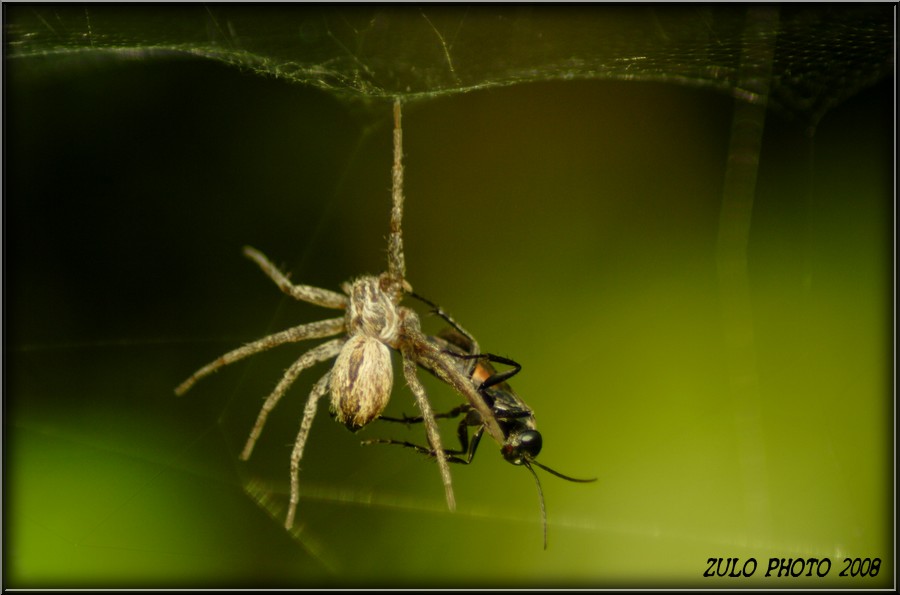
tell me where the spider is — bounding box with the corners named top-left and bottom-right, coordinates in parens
top-left (175, 100), bottom-right (504, 530)
top-left (366, 294), bottom-right (597, 548)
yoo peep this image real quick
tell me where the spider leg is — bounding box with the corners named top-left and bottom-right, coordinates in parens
top-left (400, 346), bottom-right (456, 511)
top-left (406, 291), bottom-right (481, 356)
top-left (414, 341), bottom-right (506, 447)
top-left (285, 370), bottom-right (332, 530)
top-left (240, 337), bottom-right (346, 461)
top-left (174, 317), bottom-right (345, 396)
top-left (388, 99), bottom-right (406, 283)
top-left (244, 246), bottom-right (349, 309)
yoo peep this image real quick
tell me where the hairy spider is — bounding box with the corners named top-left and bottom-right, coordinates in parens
top-left (367, 294), bottom-right (597, 548)
top-left (175, 100), bottom-right (502, 530)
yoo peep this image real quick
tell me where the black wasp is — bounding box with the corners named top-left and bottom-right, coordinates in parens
top-left (365, 293), bottom-right (596, 548)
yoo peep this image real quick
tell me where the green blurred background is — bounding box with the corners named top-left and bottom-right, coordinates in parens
top-left (5, 29), bottom-right (892, 588)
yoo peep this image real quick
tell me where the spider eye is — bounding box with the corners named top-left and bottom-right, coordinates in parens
top-left (502, 429), bottom-right (543, 464)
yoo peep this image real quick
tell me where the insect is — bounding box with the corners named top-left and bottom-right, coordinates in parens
top-left (175, 100), bottom-right (505, 530)
top-left (367, 293), bottom-right (597, 548)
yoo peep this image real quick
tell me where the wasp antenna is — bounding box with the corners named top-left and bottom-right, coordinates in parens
top-left (522, 460), bottom-right (548, 550)
top-left (529, 458), bottom-right (598, 484)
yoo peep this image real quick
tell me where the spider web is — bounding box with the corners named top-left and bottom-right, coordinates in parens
top-left (4, 4), bottom-right (894, 126)
top-left (4, 4), bottom-right (894, 589)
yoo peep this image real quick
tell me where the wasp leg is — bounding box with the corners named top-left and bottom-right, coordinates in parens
top-left (364, 420), bottom-right (486, 465)
top-left (442, 351), bottom-right (522, 390)
top-left (378, 403), bottom-right (471, 425)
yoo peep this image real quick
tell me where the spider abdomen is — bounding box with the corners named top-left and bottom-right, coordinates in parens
top-left (331, 334), bottom-right (393, 430)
